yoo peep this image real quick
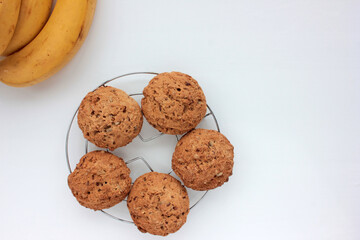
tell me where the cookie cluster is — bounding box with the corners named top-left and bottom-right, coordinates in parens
top-left (68, 72), bottom-right (234, 236)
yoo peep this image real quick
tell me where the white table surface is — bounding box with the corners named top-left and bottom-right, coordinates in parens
top-left (0, 1), bottom-right (359, 239)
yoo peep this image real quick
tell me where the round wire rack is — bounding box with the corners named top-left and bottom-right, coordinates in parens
top-left (65, 72), bottom-right (221, 224)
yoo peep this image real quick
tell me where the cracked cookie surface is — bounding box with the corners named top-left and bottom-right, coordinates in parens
top-left (68, 151), bottom-right (131, 210)
top-left (78, 86), bottom-right (143, 150)
top-left (127, 172), bottom-right (190, 236)
top-left (172, 129), bottom-right (234, 190)
top-left (141, 72), bottom-right (207, 135)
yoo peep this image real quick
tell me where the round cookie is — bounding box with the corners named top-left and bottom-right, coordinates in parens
top-left (172, 129), bottom-right (234, 191)
top-left (141, 72), bottom-right (207, 135)
top-left (127, 172), bottom-right (190, 236)
top-left (68, 151), bottom-right (131, 210)
top-left (78, 86), bottom-right (143, 151)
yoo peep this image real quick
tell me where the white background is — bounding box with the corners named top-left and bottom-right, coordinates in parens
top-left (0, 0), bottom-right (360, 239)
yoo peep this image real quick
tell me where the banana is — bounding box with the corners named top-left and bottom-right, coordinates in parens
top-left (0, 0), bottom-right (22, 55)
top-left (2, 0), bottom-right (53, 56)
top-left (0, 0), bottom-right (97, 87)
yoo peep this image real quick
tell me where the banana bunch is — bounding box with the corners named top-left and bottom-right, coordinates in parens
top-left (0, 0), bottom-right (97, 87)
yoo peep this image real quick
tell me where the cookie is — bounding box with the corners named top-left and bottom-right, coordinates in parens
top-left (127, 172), bottom-right (190, 236)
top-left (141, 72), bottom-right (207, 135)
top-left (77, 86), bottom-right (143, 151)
top-left (172, 129), bottom-right (234, 191)
top-left (68, 151), bottom-right (131, 210)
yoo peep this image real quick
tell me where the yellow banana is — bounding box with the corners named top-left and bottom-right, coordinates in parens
top-left (0, 0), bottom-right (21, 55)
top-left (0, 0), bottom-right (97, 87)
top-left (2, 0), bottom-right (53, 56)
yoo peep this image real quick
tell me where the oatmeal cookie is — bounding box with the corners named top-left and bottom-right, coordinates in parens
top-left (172, 129), bottom-right (234, 190)
top-left (78, 86), bottom-right (143, 150)
top-left (141, 72), bottom-right (206, 135)
top-left (68, 151), bottom-right (131, 210)
top-left (127, 172), bottom-right (190, 236)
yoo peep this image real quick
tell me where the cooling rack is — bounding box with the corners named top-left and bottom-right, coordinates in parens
top-left (65, 72), bottom-right (220, 224)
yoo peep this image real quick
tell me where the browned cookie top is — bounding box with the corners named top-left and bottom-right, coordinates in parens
top-left (141, 72), bottom-right (207, 135)
top-left (172, 129), bottom-right (234, 191)
top-left (68, 151), bottom-right (131, 210)
top-left (127, 172), bottom-right (190, 236)
top-left (77, 86), bottom-right (143, 151)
